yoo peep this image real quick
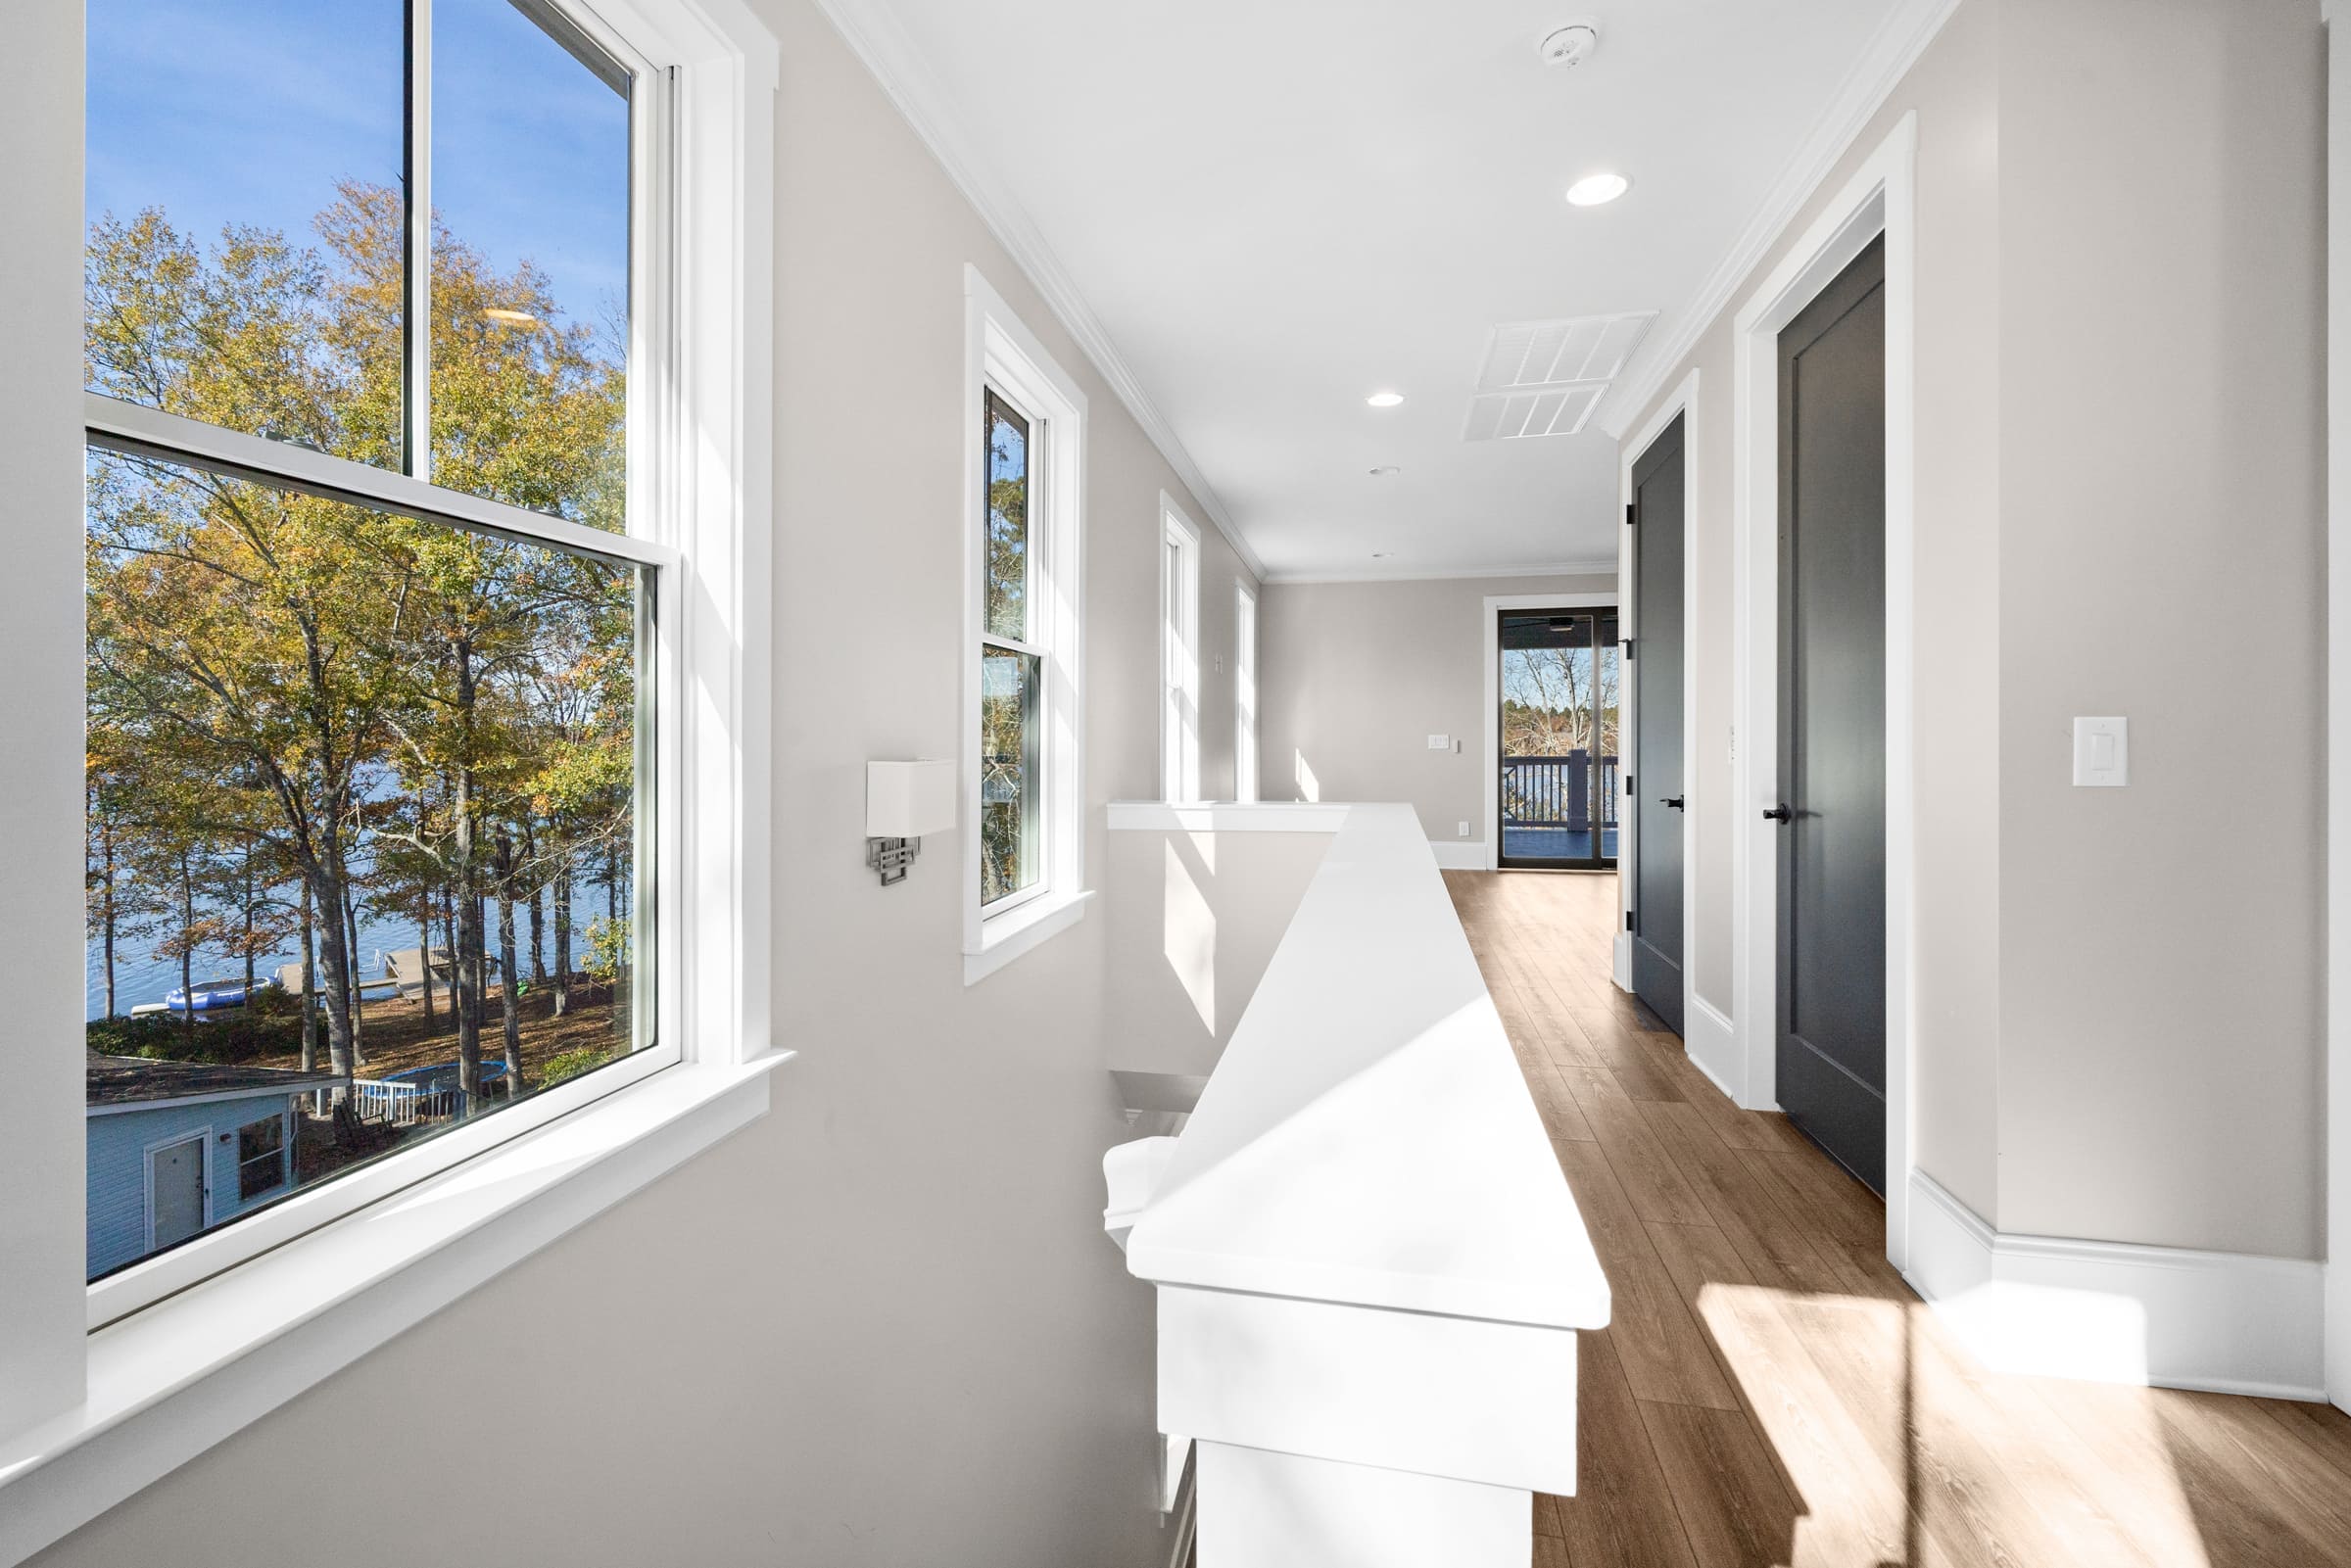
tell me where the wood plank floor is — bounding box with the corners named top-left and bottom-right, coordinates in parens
top-left (1444, 868), bottom-right (2351, 1568)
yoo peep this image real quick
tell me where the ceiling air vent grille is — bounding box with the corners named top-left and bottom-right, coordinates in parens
top-left (1462, 310), bottom-right (1655, 443)
top-left (1476, 311), bottom-right (1655, 390)
top-left (1463, 385), bottom-right (1607, 442)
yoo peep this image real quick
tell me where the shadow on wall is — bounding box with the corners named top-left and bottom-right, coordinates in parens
top-left (1165, 834), bottom-right (1216, 1033)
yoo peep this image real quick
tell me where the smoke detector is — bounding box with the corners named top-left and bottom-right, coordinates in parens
top-left (1538, 22), bottom-right (1600, 69)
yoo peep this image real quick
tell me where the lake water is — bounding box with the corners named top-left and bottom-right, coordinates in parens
top-left (86, 913), bottom-right (483, 1022)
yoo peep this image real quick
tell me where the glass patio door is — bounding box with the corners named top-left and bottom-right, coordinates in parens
top-left (1498, 609), bottom-right (1620, 870)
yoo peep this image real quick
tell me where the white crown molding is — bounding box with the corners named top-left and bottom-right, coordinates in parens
top-left (810, 0), bottom-right (1268, 583)
top-left (1597, 0), bottom-right (1961, 441)
top-left (1263, 559), bottom-right (1618, 588)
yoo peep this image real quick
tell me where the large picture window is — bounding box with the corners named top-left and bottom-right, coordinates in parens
top-left (82, 0), bottom-right (655, 1290)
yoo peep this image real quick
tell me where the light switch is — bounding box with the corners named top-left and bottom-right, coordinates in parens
top-left (2072, 717), bottom-right (2128, 786)
top-left (1426, 734), bottom-right (1451, 750)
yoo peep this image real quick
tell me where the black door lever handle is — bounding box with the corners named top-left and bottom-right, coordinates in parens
top-left (1661, 796), bottom-right (1685, 810)
top-left (1763, 804), bottom-right (1793, 823)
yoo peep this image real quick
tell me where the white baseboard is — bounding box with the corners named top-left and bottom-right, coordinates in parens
top-left (1681, 997), bottom-right (1740, 1102)
top-left (1611, 933), bottom-right (1632, 992)
top-left (1429, 840), bottom-right (1489, 871)
top-left (1903, 1171), bottom-right (2326, 1402)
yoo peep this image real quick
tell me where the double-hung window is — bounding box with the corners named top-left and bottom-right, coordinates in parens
top-left (80, 0), bottom-right (666, 1310)
top-left (1160, 497), bottom-right (1203, 803)
top-left (963, 267), bottom-right (1087, 983)
top-left (1235, 583), bottom-right (1260, 802)
top-left (0, 0), bottom-right (776, 1530)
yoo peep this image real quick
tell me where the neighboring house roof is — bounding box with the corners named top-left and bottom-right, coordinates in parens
top-left (85, 1053), bottom-right (343, 1117)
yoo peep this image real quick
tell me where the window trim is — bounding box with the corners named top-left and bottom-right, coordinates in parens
top-left (962, 265), bottom-right (1087, 984)
top-left (1160, 495), bottom-right (1203, 803)
top-left (74, 0), bottom-right (684, 1319)
top-left (0, 0), bottom-right (782, 1547)
top-left (1234, 581), bottom-right (1260, 803)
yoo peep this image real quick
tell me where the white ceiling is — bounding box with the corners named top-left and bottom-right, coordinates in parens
top-left (850, 0), bottom-right (1913, 581)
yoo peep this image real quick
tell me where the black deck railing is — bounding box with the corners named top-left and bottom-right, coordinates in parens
top-left (1501, 753), bottom-right (1619, 831)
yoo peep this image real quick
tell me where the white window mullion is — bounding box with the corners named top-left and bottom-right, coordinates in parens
top-left (1160, 495), bottom-right (1202, 803)
top-left (82, 394), bottom-right (677, 573)
top-left (405, 0), bottom-right (434, 485)
top-left (1235, 583), bottom-right (1259, 802)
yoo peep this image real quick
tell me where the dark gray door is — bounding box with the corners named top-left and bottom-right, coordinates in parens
top-left (1629, 415), bottom-right (1685, 1035)
top-left (1774, 235), bottom-right (1887, 1194)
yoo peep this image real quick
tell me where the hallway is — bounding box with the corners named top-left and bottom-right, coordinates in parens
top-left (1445, 870), bottom-right (2351, 1568)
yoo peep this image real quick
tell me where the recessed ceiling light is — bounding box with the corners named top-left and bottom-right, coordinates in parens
top-left (1368, 465), bottom-right (1400, 478)
top-left (1370, 550), bottom-right (1395, 558)
top-left (1565, 172), bottom-right (1630, 208)
top-left (1366, 391), bottom-right (1405, 408)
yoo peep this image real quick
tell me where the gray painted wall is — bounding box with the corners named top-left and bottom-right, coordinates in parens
top-left (1991, 0), bottom-right (2324, 1257)
top-left (1614, 0), bottom-right (2325, 1258)
top-left (36, 1), bottom-right (1256, 1562)
top-left (1105, 827), bottom-right (1330, 1077)
top-left (1260, 574), bottom-right (1617, 847)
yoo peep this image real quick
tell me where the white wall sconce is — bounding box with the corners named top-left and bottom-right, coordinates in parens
top-left (867, 759), bottom-right (957, 886)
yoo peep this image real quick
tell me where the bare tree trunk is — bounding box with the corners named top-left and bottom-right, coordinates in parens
top-left (497, 832), bottom-right (521, 1093)
top-left (299, 879), bottom-right (318, 1072)
top-left (552, 834), bottom-right (572, 1020)
top-left (452, 640), bottom-right (485, 1111)
top-left (177, 849), bottom-right (196, 1055)
top-left (525, 821), bottom-right (547, 984)
top-left (241, 849), bottom-right (256, 1000)
top-left (419, 893), bottom-right (437, 1038)
top-left (99, 815), bottom-right (119, 1020)
top-left (308, 843), bottom-right (358, 1081)
top-left (344, 879), bottom-right (365, 1068)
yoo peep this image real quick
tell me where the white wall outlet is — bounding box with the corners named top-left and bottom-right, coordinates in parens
top-left (1426, 734), bottom-right (1451, 750)
top-left (2072, 717), bottom-right (2128, 786)
top-left (1458, 821), bottom-right (1470, 837)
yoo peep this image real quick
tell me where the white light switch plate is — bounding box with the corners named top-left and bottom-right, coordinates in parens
top-left (2072, 717), bottom-right (2128, 786)
top-left (1427, 734), bottom-right (1450, 750)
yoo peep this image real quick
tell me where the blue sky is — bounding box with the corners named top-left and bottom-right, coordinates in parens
top-left (87, 0), bottom-right (630, 335)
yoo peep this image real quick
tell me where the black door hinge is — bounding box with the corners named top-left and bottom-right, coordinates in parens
top-left (1624, 638), bottom-right (1635, 661)
top-left (1625, 501), bottom-right (1637, 527)
top-left (1625, 909), bottom-right (1637, 932)
top-left (1624, 774), bottom-right (1633, 794)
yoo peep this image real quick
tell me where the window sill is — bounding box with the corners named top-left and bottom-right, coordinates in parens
top-left (0, 1053), bottom-right (790, 1568)
top-left (965, 887), bottom-right (1094, 985)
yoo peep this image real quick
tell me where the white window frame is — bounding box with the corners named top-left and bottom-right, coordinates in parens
top-left (1234, 582), bottom-right (1260, 803)
top-left (1160, 495), bottom-right (1203, 803)
top-left (962, 265), bottom-right (1089, 985)
top-left (0, 1), bottom-right (782, 1549)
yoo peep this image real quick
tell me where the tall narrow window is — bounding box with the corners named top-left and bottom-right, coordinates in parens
top-left (963, 268), bottom-right (1087, 982)
top-left (981, 391), bottom-right (1043, 906)
top-left (1161, 498), bottom-right (1202, 803)
top-left (1234, 584), bottom-right (1260, 802)
top-left (82, 0), bottom-right (657, 1294)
